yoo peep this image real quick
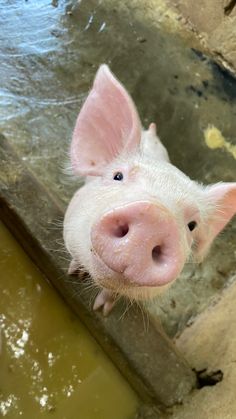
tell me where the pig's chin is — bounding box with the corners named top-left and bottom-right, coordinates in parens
top-left (90, 250), bottom-right (173, 301)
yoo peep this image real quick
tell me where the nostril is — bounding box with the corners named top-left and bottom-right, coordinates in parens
top-left (112, 223), bottom-right (129, 238)
top-left (152, 245), bottom-right (162, 263)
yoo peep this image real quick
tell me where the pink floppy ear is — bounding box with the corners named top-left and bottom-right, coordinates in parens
top-left (70, 64), bottom-right (142, 176)
top-left (195, 183), bottom-right (236, 260)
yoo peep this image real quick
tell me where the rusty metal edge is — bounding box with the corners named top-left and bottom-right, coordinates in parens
top-left (0, 134), bottom-right (196, 408)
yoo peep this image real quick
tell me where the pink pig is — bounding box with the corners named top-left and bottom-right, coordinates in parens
top-left (63, 64), bottom-right (236, 315)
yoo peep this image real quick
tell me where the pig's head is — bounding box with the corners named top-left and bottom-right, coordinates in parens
top-left (64, 64), bottom-right (236, 301)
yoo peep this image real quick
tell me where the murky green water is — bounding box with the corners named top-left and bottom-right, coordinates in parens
top-left (0, 222), bottom-right (138, 418)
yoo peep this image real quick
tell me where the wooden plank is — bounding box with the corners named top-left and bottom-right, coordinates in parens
top-left (0, 134), bottom-right (196, 408)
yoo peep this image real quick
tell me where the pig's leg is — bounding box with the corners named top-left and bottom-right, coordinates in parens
top-left (68, 259), bottom-right (78, 275)
top-left (93, 289), bottom-right (116, 316)
top-left (68, 260), bottom-right (115, 315)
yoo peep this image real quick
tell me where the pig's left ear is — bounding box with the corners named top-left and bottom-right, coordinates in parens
top-left (195, 183), bottom-right (236, 260)
top-left (70, 65), bottom-right (142, 176)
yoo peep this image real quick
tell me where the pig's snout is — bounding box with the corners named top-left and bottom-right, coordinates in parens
top-left (91, 201), bottom-right (186, 287)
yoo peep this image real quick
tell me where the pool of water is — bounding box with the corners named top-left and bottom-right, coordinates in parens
top-left (0, 221), bottom-right (138, 418)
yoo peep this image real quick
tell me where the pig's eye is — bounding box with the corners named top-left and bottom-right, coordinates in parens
top-left (113, 172), bottom-right (123, 181)
top-left (188, 221), bottom-right (197, 231)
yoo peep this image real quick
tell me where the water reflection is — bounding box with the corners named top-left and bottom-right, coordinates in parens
top-left (0, 221), bottom-right (138, 418)
top-left (0, 0), bottom-right (113, 201)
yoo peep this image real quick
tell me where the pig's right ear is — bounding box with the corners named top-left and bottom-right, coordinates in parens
top-left (70, 65), bottom-right (142, 176)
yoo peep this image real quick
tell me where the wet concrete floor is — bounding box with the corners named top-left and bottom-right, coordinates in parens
top-left (0, 221), bottom-right (138, 418)
top-left (0, 0), bottom-right (235, 336)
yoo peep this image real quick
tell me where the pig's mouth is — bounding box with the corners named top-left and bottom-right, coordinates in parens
top-left (90, 245), bottom-right (183, 291)
top-left (91, 247), bottom-right (127, 278)
top-left (91, 248), bottom-right (173, 300)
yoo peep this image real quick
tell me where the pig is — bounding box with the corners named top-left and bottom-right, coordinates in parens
top-left (63, 64), bottom-right (236, 315)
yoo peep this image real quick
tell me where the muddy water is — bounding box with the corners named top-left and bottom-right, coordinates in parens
top-left (0, 222), bottom-right (138, 418)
